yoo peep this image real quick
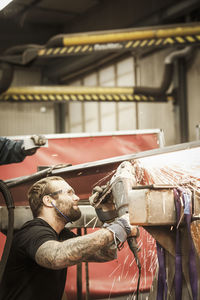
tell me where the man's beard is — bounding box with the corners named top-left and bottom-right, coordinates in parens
top-left (67, 206), bottom-right (82, 222)
top-left (54, 203), bottom-right (82, 223)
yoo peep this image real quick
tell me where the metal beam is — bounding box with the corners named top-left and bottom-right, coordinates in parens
top-left (0, 86), bottom-right (173, 103)
top-left (0, 206), bottom-right (101, 231)
top-left (5, 140), bottom-right (200, 189)
top-left (38, 23), bottom-right (200, 58)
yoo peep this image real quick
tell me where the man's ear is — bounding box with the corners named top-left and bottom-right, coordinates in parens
top-left (42, 195), bottom-right (55, 207)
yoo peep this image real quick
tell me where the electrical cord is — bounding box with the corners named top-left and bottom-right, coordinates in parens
top-left (127, 237), bottom-right (141, 300)
top-left (0, 180), bottom-right (15, 283)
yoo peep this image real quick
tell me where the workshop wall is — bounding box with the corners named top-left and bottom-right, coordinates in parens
top-left (68, 57), bottom-right (137, 134)
top-left (68, 51), bottom-right (177, 145)
top-left (187, 50), bottom-right (200, 141)
top-left (0, 68), bottom-right (55, 136)
top-left (0, 49), bottom-right (200, 145)
top-left (137, 49), bottom-right (177, 145)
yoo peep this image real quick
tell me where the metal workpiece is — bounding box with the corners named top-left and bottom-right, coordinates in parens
top-left (128, 188), bottom-right (176, 226)
top-left (0, 206), bottom-right (101, 231)
top-left (193, 188), bottom-right (200, 218)
top-left (128, 187), bottom-right (200, 226)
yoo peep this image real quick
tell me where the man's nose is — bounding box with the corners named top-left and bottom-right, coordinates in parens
top-left (73, 194), bottom-right (80, 201)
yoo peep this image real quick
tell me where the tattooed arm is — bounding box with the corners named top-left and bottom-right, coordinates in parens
top-left (83, 241), bottom-right (117, 262)
top-left (35, 228), bottom-right (116, 270)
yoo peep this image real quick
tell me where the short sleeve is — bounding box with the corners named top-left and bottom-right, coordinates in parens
top-left (19, 225), bottom-right (58, 260)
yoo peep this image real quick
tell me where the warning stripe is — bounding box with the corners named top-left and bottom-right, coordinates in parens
top-left (0, 86), bottom-right (173, 102)
top-left (38, 35), bottom-right (200, 57)
top-left (0, 93), bottom-right (172, 103)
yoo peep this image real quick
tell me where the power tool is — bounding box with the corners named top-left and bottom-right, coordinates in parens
top-left (89, 161), bottom-right (141, 299)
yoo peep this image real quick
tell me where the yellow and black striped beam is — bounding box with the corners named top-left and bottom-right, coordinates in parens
top-left (38, 23), bottom-right (200, 57)
top-left (0, 86), bottom-right (174, 103)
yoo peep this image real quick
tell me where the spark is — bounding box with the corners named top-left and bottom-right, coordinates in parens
top-left (92, 216), bottom-right (98, 229)
top-left (130, 272), bottom-right (138, 285)
top-left (108, 264), bottom-right (121, 278)
top-left (120, 254), bottom-right (129, 279)
top-left (93, 170), bottom-right (116, 188)
top-left (83, 213), bottom-right (86, 227)
top-left (107, 276), bottom-right (116, 300)
top-left (129, 256), bottom-right (136, 267)
top-left (84, 216), bottom-right (96, 227)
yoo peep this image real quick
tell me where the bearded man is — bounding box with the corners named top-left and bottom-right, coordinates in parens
top-left (0, 176), bottom-right (138, 300)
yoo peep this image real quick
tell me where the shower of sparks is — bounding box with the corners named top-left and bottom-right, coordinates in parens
top-left (132, 147), bottom-right (200, 191)
top-left (94, 148), bottom-right (200, 298)
top-left (93, 170), bottom-right (116, 188)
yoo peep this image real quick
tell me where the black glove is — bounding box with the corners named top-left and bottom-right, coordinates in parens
top-left (89, 185), bottom-right (118, 222)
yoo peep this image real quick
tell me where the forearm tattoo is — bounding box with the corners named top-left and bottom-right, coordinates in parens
top-left (35, 228), bottom-right (116, 269)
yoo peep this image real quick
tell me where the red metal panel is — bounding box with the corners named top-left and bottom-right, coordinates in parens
top-left (0, 132), bottom-right (159, 180)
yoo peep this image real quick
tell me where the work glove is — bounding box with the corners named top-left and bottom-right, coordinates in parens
top-left (103, 213), bottom-right (140, 249)
top-left (22, 135), bottom-right (47, 156)
top-left (89, 184), bottom-right (118, 223)
top-left (31, 135), bottom-right (47, 146)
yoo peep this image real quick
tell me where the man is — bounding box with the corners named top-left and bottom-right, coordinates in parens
top-left (0, 135), bottom-right (46, 165)
top-left (0, 176), bottom-right (138, 300)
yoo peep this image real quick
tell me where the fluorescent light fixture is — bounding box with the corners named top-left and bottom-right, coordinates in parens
top-left (0, 0), bottom-right (14, 11)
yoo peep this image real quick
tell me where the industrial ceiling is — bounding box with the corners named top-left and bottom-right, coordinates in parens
top-left (1, 0), bottom-right (200, 83)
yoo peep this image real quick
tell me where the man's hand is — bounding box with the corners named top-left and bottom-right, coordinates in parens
top-left (31, 135), bottom-right (47, 146)
top-left (119, 213), bottom-right (140, 238)
top-left (22, 135), bottom-right (47, 156)
top-left (89, 185), bottom-right (118, 223)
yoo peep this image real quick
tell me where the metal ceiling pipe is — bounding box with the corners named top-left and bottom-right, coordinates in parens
top-left (134, 46), bottom-right (193, 97)
top-left (45, 23), bottom-right (200, 47)
top-left (3, 44), bottom-right (41, 65)
top-left (177, 56), bottom-right (188, 143)
top-left (0, 44), bottom-right (42, 94)
top-left (164, 46), bottom-right (193, 64)
top-left (0, 63), bottom-right (13, 94)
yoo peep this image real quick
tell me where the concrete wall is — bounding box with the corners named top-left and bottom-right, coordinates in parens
top-left (1, 49), bottom-right (200, 145)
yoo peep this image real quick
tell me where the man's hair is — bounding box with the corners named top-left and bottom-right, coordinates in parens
top-left (27, 176), bottom-right (64, 218)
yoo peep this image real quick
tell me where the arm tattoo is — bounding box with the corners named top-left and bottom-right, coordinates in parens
top-left (84, 242), bottom-right (117, 262)
top-left (35, 228), bottom-right (116, 269)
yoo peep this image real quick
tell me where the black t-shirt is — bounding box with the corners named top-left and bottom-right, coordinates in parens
top-left (0, 218), bottom-right (76, 300)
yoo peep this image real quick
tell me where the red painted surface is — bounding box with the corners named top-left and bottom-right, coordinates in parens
top-left (0, 133), bottom-right (159, 180)
top-left (0, 131), bottom-right (160, 299)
